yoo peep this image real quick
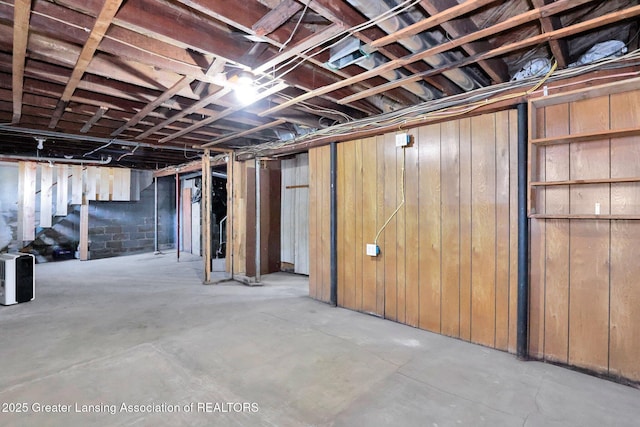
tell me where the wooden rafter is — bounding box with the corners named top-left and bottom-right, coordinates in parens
top-left (252, 0), bottom-right (303, 36)
top-left (419, 0), bottom-right (509, 83)
top-left (202, 118), bottom-right (286, 147)
top-left (339, 3), bottom-right (640, 104)
top-left (80, 106), bottom-right (108, 133)
top-left (370, 0), bottom-right (497, 49)
top-left (111, 76), bottom-right (196, 137)
top-left (531, 0), bottom-right (570, 68)
top-left (48, 0), bottom-right (124, 129)
top-left (159, 82), bottom-right (288, 143)
top-left (135, 87), bottom-right (233, 140)
top-left (192, 57), bottom-right (227, 98)
top-left (12, 0), bottom-right (32, 124)
top-left (260, 0), bottom-right (596, 116)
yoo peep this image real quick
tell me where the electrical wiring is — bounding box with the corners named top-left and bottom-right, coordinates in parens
top-left (373, 145), bottom-right (406, 248)
top-left (238, 48), bottom-right (640, 158)
top-left (278, 0), bottom-right (311, 52)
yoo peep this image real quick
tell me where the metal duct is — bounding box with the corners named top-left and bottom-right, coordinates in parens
top-left (346, 0), bottom-right (484, 92)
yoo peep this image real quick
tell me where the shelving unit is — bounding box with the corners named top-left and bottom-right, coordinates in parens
top-left (527, 77), bottom-right (640, 220)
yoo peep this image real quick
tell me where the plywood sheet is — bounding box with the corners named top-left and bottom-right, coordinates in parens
top-left (17, 162), bottom-right (37, 241)
top-left (112, 168), bottom-right (131, 201)
top-left (85, 166), bottom-right (98, 201)
top-left (97, 167), bottom-right (111, 201)
top-left (361, 137), bottom-right (378, 315)
top-left (70, 165), bottom-right (83, 205)
top-left (404, 129), bottom-right (420, 327)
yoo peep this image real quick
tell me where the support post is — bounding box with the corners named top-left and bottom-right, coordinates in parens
top-left (517, 103), bottom-right (529, 359)
top-left (330, 142), bottom-right (337, 307)
top-left (176, 172), bottom-right (180, 262)
top-left (154, 176), bottom-right (159, 253)
top-left (202, 149), bottom-right (212, 283)
top-left (255, 157), bottom-right (261, 282)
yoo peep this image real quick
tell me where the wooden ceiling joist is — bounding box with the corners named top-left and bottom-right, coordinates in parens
top-left (531, 0), bottom-right (571, 68)
top-left (339, 2), bottom-right (640, 104)
top-left (252, 0), bottom-right (303, 37)
top-left (80, 106), bottom-right (108, 133)
top-left (48, 0), bottom-right (124, 129)
top-left (11, 0), bottom-right (32, 124)
top-left (419, 0), bottom-right (509, 83)
top-left (202, 118), bottom-right (286, 147)
top-left (260, 0), bottom-right (597, 115)
top-left (159, 82), bottom-right (288, 143)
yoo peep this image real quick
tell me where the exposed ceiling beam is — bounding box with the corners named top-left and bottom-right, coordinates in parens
top-left (192, 57), bottom-right (227, 98)
top-left (260, 0), bottom-right (596, 115)
top-left (252, 0), bottom-right (303, 36)
top-left (419, 0), bottom-right (509, 83)
top-left (80, 106), bottom-right (108, 133)
top-left (370, 0), bottom-right (497, 49)
top-left (159, 82), bottom-right (288, 143)
top-left (531, 0), bottom-right (570, 68)
top-left (309, 0), bottom-right (463, 95)
top-left (11, 0), bottom-right (32, 124)
top-left (111, 76), bottom-right (196, 137)
top-left (339, 2), bottom-right (640, 104)
top-left (202, 118), bottom-right (286, 147)
top-left (48, 0), bottom-right (124, 129)
top-left (135, 87), bottom-right (233, 140)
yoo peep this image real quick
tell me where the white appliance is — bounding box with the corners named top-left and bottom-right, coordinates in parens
top-left (0, 253), bottom-right (35, 305)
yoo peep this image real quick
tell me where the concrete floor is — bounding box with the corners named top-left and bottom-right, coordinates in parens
top-left (0, 252), bottom-right (638, 427)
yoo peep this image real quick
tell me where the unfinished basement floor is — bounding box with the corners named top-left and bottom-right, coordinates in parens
top-left (0, 253), bottom-right (638, 427)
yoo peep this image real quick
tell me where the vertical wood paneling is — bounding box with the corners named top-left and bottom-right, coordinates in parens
top-left (97, 167), bottom-right (111, 201)
top-left (383, 133), bottom-right (398, 321)
top-left (568, 97), bottom-right (610, 373)
top-left (396, 142), bottom-right (406, 324)
top-left (418, 123), bottom-right (441, 332)
top-left (459, 118), bottom-right (472, 341)
top-left (508, 109), bottom-right (519, 353)
top-left (440, 119), bottom-right (460, 337)
top-left (362, 137), bottom-right (378, 315)
top-left (404, 129), bottom-right (420, 327)
top-left (56, 165), bottom-right (69, 215)
top-left (281, 158), bottom-right (296, 265)
top-left (309, 111), bottom-right (518, 353)
top-left (17, 162), bottom-right (37, 241)
top-left (529, 107), bottom-right (546, 358)
top-left (71, 165), bottom-right (82, 205)
top-left (294, 155), bottom-right (309, 275)
top-left (321, 146), bottom-right (331, 302)
top-left (354, 141), bottom-right (364, 311)
top-left (40, 165), bottom-right (53, 228)
top-left (308, 149), bottom-right (318, 299)
top-left (470, 114), bottom-right (497, 347)
top-left (494, 110), bottom-right (511, 350)
top-left (543, 103), bottom-right (570, 363)
top-left (375, 136), bottom-right (386, 316)
top-left (112, 168), bottom-right (131, 201)
top-left (609, 90), bottom-right (640, 381)
top-left (529, 87), bottom-right (640, 382)
top-left (85, 166), bottom-right (97, 201)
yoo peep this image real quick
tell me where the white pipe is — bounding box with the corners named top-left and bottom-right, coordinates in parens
top-left (0, 154), bottom-right (112, 165)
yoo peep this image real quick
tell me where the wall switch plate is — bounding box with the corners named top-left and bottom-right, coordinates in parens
top-left (366, 244), bottom-right (379, 257)
top-left (395, 133), bottom-right (410, 147)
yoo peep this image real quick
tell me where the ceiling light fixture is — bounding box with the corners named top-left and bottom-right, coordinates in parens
top-left (235, 71), bottom-right (258, 103)
top-left (35, 136), bottom-right (45, 150)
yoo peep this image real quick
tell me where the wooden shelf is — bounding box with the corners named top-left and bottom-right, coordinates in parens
top-left (530, 214), bottom-right (640, 220)
top-left (530, 177), bottom-right (640, 186)
top-left (531, 127), bottom-right (640, 146)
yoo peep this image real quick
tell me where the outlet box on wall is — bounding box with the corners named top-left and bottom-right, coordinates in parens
top-left (366, 244), bottom-right (379, 257)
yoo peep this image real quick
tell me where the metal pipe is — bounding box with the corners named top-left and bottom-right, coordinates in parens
top-left (255, 157), bottom-right (261, 282)
top-left (517, 103), bottom-right (529, 359)
top-left (0, 125), bottom-right (201, 153)
top-left (176, 172), bottom-right (180, 262)
top-left (154, 176), bottom-right (159, 253)
top-left (330, 142), bottom-right (337, 307)
top-left (0, 154), bottom-right (112, 165)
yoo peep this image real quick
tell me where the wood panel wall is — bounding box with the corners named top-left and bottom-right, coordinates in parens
top-left (309, 111), bottom-right (519, 351)
top-left (308, 145), bottom-right (331, 302)
top-left (530, 89), bottom-right (640, 382)
top-left (281, 153), bottom-right (310, 274)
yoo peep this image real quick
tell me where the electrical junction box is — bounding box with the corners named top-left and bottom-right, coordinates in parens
top-left (366, 244), bottom-right (379, 257)
top-left (395, 133), bottom-right (410, 147)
